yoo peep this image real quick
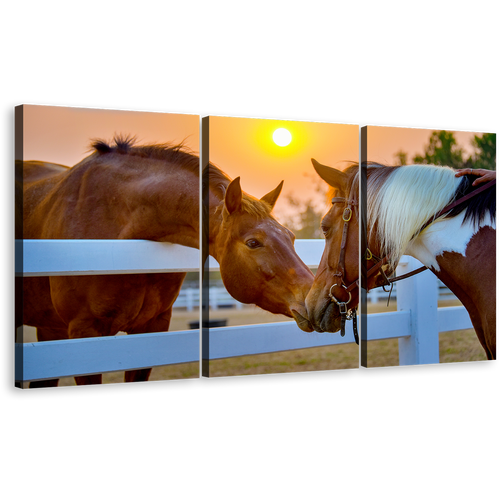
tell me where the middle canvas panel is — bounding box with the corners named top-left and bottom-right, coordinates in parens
top-left (202, 116), bottom-right (360, 377)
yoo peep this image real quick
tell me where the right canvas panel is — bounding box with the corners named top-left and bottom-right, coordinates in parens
top-left (361, 126), bottom-right (496, 367)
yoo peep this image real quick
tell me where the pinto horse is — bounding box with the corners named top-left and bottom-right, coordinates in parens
top-left (19, 136), bottom-right (314, 387)
top-left (306, 159), bottom-right (498, 360)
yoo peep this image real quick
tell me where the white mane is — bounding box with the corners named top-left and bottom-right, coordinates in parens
top-left (367, 164), bottom-right (461, 268)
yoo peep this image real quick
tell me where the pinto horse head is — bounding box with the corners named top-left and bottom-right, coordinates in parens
top-left (208, 167), bottom-right (314, 332)
top-left (305, 159), bottom-right (359, 333)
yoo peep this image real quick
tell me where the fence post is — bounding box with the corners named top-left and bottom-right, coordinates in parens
top-left (396, 256), bottom-right (440, 365)
top-left (186, 288), bottom-right (193, 312)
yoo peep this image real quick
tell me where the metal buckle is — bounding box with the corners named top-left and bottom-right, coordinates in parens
top-left (338, 302), bottom-right (348, 315)
top-left (342, 207), bottom-right (352, 222)
top-left (365, 248), bottom-right (373, 260)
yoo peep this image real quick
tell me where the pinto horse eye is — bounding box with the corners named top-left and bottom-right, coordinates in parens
top-left (246, 239), bottom-right (262, 248)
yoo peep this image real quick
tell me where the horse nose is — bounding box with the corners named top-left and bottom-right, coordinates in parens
top-left (305, 285), bottom-right (327, 332)
top-left (288, 266), bottom-right (314, 332)
top-left (291, 309), bottom-right (314, 332)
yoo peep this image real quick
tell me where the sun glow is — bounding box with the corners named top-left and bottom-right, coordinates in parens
top-left (273, 128), bottom-right (292, 147)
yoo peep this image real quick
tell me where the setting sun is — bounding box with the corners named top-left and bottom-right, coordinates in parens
top-left (273, 128), bottom-right (292, 147)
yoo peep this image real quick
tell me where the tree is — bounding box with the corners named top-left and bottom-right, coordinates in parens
top-left (279, 174), bottom-right (328, 239)
top-left (412, 130), bottom-right (465, 169)
top-left (281, 196), bottom-right (325, 239)
top-left (394, 149), bottom-right (408, 166)
top-left (464, 132), bottom-right (496, 170)
top-left (398, 131), bottom-right (496, 171)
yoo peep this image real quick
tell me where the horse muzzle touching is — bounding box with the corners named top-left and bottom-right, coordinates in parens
top-left (283, 261), bottom-right (316, 332)
top-left (304, 297), bottom-right (333, 333)
top-left (315, 302), bottom-right (341, 333)
top-left (285, 275), bottom-right (315, 332)
top-left (306, 281), bottom-right (359, 334)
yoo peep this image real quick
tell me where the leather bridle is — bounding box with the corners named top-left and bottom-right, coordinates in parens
top-left (328, 176), bottom-right (496, 346)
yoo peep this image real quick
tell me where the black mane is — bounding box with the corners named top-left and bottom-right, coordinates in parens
top-left (90, 135), bottom-right (200, 174)
top-left (447, 174), bottom-right (496, 226)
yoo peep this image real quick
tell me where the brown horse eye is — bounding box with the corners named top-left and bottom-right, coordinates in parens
top-left (246, 239), bottom-right (261, 248)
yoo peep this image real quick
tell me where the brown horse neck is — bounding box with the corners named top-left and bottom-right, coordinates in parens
top-left (433, 227), bottom-right (496, 360)
top-left (115, 167), bottom-right (200, 247)
top-left (432, 226), bottom-right (496, 309)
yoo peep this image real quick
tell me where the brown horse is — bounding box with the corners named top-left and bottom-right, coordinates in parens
top-left (306, 160), bottom-right (498, 360)
top-left (19, 136), bottom-right (314, 387)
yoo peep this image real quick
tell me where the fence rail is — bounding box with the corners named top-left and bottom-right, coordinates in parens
top-left (16, 239), bottom-right (201, 276)
top-left (16, 240), bottom-right (474, 383)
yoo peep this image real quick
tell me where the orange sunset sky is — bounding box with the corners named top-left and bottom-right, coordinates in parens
top-left (22, 105), bottom-right (484, 224)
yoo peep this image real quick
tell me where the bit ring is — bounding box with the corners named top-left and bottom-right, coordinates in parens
top-left (329, 284), bottom-right (352, 306)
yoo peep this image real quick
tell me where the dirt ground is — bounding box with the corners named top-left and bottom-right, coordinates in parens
top-left (19, 298), bottom-right (488, 387)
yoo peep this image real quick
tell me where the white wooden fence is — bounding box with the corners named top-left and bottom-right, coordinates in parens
top-left (15, 239), bottom-right (473, 383)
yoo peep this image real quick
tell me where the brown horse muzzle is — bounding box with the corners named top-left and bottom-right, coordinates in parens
top-left (306, 284), bottom-right (359, 333)
top-left (291, 309), bottom-right (314, 332)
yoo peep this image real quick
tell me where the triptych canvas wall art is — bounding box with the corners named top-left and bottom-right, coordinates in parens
top-left (15, 104), bottom-right (498, 387)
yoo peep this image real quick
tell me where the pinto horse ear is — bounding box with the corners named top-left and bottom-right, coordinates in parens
top-left (260, 180), bottom-right (284, 209)
top-left (224, 177), bottom-right (243, 215)
top-left (311, 159), bottom-right (348, 192)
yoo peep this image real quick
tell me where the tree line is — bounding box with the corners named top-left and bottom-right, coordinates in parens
top-left (395, 131), bottom-right (495, 170)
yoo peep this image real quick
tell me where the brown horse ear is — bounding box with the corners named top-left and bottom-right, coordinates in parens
top-left (311, 158), bottom-right (348, 192)
top-left (224, 177), bottom-right (243, 215)
top-left (260, 180), bottom-right (284, 209)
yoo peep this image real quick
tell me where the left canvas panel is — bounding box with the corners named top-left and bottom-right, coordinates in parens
top-left (15, 105), bottom-right (201, 388)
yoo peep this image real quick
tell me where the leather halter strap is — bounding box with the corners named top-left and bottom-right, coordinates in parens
top-left (419, 178), bottom-right (496, 233)
top-left (331, 198), bottom-right (357, 273)
top-left (329, 191), bottom-right (360, 343)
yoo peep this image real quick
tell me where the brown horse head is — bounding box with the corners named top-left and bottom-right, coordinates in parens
top-left (208, 166), bottom-right (314, 332)
top-left (305, 159), bottom-right (359, 333)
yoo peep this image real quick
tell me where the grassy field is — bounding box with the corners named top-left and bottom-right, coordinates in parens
top-left (20, 298), bottom-right (488, 387)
